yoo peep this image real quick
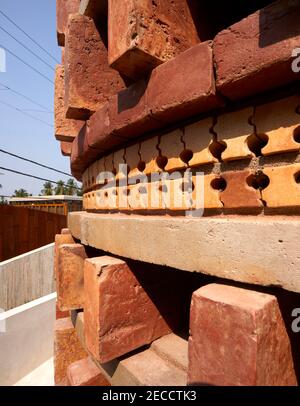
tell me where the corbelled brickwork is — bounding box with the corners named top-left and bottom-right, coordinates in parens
top-left (53, 0), bottom-right (300, 386)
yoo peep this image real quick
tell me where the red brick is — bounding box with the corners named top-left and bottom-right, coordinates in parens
top-left (66, 357), bottom-right (110, 386)
top-left (60, 141), bottom-right (72, 157)
top-left (108, 79), bottom-right (160, 139)
top-left (57, 243), bottom-right (87, 311)
top-left (220, 170), bottom-right (263, 209)
top-left (86, 102), bottom-right (127, 150)
top-left (84, 256), bottom-right (171, 363)
top-left (188, 284), bottom-right (297, 386)
top-left (54, 317), bottom-right (87, 385)
top-left (54, 65), bottom-right (84, 142)
top-left (56, 301), bottom-right (70, 320)
top-left (147, 42), bottom-right (222, 125)
top-left (108, 0), bottom-right (200, 80)
top-left (56, 0), bottom-right (80, 46)
top-left (71, 42), bottom-right (222, 180)
top-left (54, 233), bottom-right (75, 282)
top-left (65, 14), bottom-right (125, 120)
top-left (214, 0), bottom-right (300, 100)
top-left (70, 124), bottom-right (100, 180)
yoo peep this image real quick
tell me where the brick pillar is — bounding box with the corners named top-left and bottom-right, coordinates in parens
top-left (188, 283), bottom-right (297, 386)
top-left (56, 243), bottom-right (87, 311)
top-left (54, 317), bottom-right (87, 385)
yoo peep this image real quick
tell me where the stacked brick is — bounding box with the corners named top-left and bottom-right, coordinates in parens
top-left (54, 0), bottom-right (300, 386)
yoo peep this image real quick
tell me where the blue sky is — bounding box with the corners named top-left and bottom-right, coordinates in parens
top-left (0, 0), bottom-right (76, 197)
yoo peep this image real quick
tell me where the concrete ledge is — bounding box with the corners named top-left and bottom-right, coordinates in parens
top-left (0, 243), bottom-right (55, 311)
top-left (68, 212), bottom-right (300, 293)
top-left (0, 293), bottom-right (56, 386)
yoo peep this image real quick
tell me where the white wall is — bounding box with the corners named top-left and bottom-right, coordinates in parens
top-left (0, 243), bottom-right (55, 311)
top-left (0, 293), bottom-right (56, 386)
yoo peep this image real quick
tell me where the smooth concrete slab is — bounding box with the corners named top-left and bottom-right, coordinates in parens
top-left (0, 293), bottom-right (56, 386)
top-left (68, 212), bottom-right (300, 293)
top-left (14, 358), bottom-right (54, 386)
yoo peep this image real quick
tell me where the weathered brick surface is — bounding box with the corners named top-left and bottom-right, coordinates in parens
top-left (214, 0), bottom-right (300, 100)
top-left (215, 108), bottom-right (254, 161)
top-left (188, 284), bottom-right (297, 386)
top-left (70, 42), bottom-right (221, 180)
top-left (108, 80), bottom-right (160, 139)
top-left (255, 96), bottom-right (300, 156)
top-left (54, 233), bottom-right (75, 282)
top-left (55, 65), bottom-right (84, 142)
top-left (60, 141), bottom-right (72, 157)
top-left (65, 14), bottom-right (125, 120)
top-left (56, 0), bottom-right (80, 46)
top-left (262, 164), bottom-right (300, 208)
top-left (67, 357), bottom-right (110, 386)
top-left (57, 243), bottom-right (87, 311)
top-left (220, 170), bottom-right (262, 209)
top-left (108, 0), bottom-right (200, 79)
top-left (147, 42), bottom-right (222, 125)
top-left (56, 302), bottom-right (70, 320)
top-left (84, 256), bottom-right (171, 363)
top-left (54, 317), bottom-right (87, 385)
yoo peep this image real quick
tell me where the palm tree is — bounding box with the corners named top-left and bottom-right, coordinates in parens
top-left (41, 182), bottom-right (53, 196)
top-left (54, 180), bottom-right (66, 195)
top-left (13, 188), bottom-right (29, 197)
top-left (65, 178), bottom-right (78, 196)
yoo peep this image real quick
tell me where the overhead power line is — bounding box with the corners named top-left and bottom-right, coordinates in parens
top-left (0, 81), bottom-right (53, 113)
top-left (0, 99), bottom-right (54, 128)
top-left (0, 167), bottom-right (82, 190)
top-left (0, 148), bottom-right (72, 177)
top-left (0, 9), bottom-right (60, 64)
top-left (0, 25), bottom-right (55, 71)
top-left (0, 44), bottom-right (54, 84)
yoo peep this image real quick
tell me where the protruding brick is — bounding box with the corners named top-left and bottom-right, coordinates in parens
top-left (84, 256), bottom-right (171, 363)
top-left (67, 357), bottom-right (110, 386)
top-left (262, 164), bottom-right (300, 208)
top-left (54, 317), bottom-right (87, 385)
top-left (57, 243), bottom-right (87, 311)
top-left (56, 0), bottom-right (80, 46)
top-left (56, 302), bottom-right (70, 320)
top-left (147, 42), bottom-right (222, 125)
top-left (215, 108), bottom-right (254, 161)
top-left (255, 96), bottom-right (300, 156)
top-left (108, 0), bottom-right (200, 79)
top-left (60, 141), bottom-right (72, 157)
top-left (55, 65), bottom-right (84, 142)
top-left (54, 233), bottom-right (75, 281)
top-left (214, 0), bottom-right (300, 100)
top-left (65, 14), bottom-right (125, 120)
top-left (188, 284), bottom-right (297, 386)
top-left (220, 170), bottom-right (262, 209)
